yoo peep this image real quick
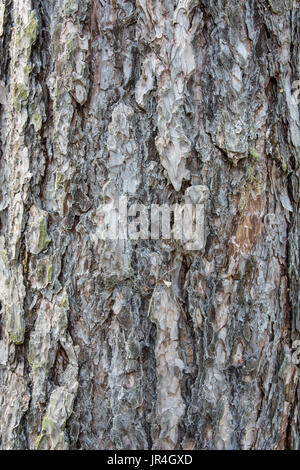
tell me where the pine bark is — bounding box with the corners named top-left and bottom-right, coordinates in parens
top-left (0, 0), bottom-right (299, 450)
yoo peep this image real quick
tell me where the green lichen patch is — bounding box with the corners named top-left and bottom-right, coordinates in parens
top-left (23, 16), bottom-right (38, 45)
top-left (59, 294), bottom-right (69, 308)
top-left (26, 207), bottom-right (51, 255)
top-left (65, 37), bottom-right (76, 61)
top-left (10, 10), bottom-right (39, 119)
top-left (249, 148), bottom-right (260, 160)
top-left (47, 265), bottom-right (53, 283)
top-left (238, 165), bottom-right (263, 215)
top-left (32, 111), bottom-right (42, 132)
top-left (56, 172), bottom-right (67, 190)
top-left (13, 83), bottom-right (29, 112)
top-left (35, 416), bottom-right (61, 450)
top-left (8, 329), bottom-right (24, 345)
top-left (38, 220), bottom-right (51, 252)
top-left (6, 305), bottom-right (25, 345)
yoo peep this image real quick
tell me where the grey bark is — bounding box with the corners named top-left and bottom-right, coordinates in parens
top-left (0, 0), bottom-right (299, 450)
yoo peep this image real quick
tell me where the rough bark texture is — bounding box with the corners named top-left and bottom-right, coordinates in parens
top-left (0, 0), bottom-right (299, 450)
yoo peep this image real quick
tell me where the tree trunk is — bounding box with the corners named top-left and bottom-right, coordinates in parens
top-left (0, 0), bottom-right (299, 450)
